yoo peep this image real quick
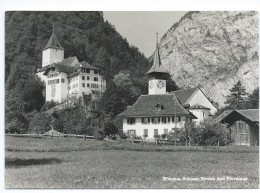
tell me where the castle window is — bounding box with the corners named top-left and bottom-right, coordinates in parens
top-left (82, 83), bottom-right (85, 87)
top-left (87, 83), bottom-right (89, 87)
top-left (127, 118), bottom-right (135, 125)
top-left (87, 76), bottom-right (89, 80)
top-left (82, 76), bottom-right (85, 80)
top-left (61, 78), bottom-right (65, 83)
top-left (86, 69), bottom-right (90, 73)
top-left (94, 77), bottom-right (98, 81)
top-left (56, 79), bottom-right (59, 84)
top-left (94, 70), bottom-right (98, 74)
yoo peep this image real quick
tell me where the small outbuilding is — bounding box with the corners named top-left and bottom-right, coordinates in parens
top-left (43, 129), bottom-right (64, 137)
top-left (220, 109), bottom-right (259, 146)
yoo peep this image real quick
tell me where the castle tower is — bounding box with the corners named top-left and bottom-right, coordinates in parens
top-left (42, 27), bottom-right (64, 67)
top-left (146, 33), bottom-right (169, 95)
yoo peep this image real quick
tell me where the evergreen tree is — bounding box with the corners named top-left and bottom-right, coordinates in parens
top-left (224, 80), bottom-right (248, 109)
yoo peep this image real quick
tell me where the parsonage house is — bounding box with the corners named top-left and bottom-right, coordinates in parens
top-left (118, 38), bottom-right (217, 140)
top-left (36, 29), bottom-right (106, 103)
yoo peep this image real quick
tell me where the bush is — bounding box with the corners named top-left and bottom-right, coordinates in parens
top-left (118, 130), bottom-right (128, 139)
top-left (94, 130), bottom-right (105, 140)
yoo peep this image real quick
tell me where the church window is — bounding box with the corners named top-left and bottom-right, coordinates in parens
top-left (142, 117), bottom-right (150, 124)
top-left (82, 76), bottom-right (85, 80)
top-left (61, 78), bottom-right (65, 83)
top-left (94, 77), bottom-right (98, 81)
top-left (82, 83), bottom-right (85, 87)
top-left (127, 118), bottom-right (135, 125)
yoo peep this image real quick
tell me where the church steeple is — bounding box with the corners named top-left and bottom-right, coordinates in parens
top-left (146, 32), bottom-right (168, 76)
top-left (42, 26), bottom-right (64, 67)
top-left (147, 33), bottom-right (168, 95)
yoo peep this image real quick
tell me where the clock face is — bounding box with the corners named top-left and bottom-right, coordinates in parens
top-left (157, 80), bottom-right (165, 89)
top-left (149, 81), bottom-right (154, 89)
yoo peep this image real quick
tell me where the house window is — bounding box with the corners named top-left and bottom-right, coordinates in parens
top-left (75, 83), bottom-right (78, 88)
top-left (156, 104), bottom-right (164, 111)
top-left (87, 76), bottom-right (89, 80)
top-left (127, 130), bottom-right (136, 136)
top-left (142, 117), bottom-right (150, 124)
top-left (178, 116), bottom-right (181, 122)
top-left (172, 116), bottom-right (175, 122)
top-left (86, 69), bottom-right (90, 73)
top-left (94, 77), bottom-right (98, 81)
top-left (94, 70), bottom-right (98, 74)
top-left (56, 79), bottom-right (59, 84)
top-left (61, 78), bottom-right (65, 83)
top-left (203, 112), bottom-right (205, 117)
top-left (127, 118), bottom-right (135, 125)
top-left (82, 76), bottom-right (85, 80)
top-left (152, 117), bottom-right (160, 124)
top-left (167, 117), bottom-right (171, 124)
top-left (82, 83), bottom-right (85, 87)
top-left (154, 129), bottom-right (158, 137)
top-left (143, 129), bottom-right (148, 137)
top-left (87, 83), bottom-right (90, 87)
top-left (162, 117), bottom-right (167, 124)
top-left (164, 129), bottom-right (168, 135)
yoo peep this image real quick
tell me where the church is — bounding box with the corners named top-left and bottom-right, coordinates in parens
top-left (36, 28), bottom-right (106, 103)
top-left (118, 36), bottom-right (217, 139)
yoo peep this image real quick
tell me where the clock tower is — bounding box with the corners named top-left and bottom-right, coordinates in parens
top-left (146, 33), bottom-right (169, 95)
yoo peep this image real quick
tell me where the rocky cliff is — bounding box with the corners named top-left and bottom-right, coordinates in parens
top-left (159, 11), bottom-right (259, 107)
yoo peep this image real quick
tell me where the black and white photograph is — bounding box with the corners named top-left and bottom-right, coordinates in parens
top-left (1, 0), bottom-right (259, 191)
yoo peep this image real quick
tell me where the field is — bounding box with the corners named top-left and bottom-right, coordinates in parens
top-left (5, 136), bottom-right (259, 189)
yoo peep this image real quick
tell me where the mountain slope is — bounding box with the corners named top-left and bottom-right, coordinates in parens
top-left (159, 11), bottom-right (259, 107)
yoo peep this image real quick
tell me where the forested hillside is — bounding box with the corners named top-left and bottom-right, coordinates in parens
top-left (5, 11), bottom-right (153, 134)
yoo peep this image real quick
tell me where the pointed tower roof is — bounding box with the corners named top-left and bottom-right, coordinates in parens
top-left (43, 27), bottom-right (64, 51)
top-left (146, 33), bottom-right (168, 75)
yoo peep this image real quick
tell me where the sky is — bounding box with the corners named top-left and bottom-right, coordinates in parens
top-left (103, 11), bottom-right (186, 57)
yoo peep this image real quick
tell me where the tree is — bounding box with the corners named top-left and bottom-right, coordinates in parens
top-left (245, 87), bottom-right (259, 109)
top-left (224, 80), bottom-right (248, 109)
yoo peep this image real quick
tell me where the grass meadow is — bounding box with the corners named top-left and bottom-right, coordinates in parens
top-left (5, 136), bottom-right (259, 189)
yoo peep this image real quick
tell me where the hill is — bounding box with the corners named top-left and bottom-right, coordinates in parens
top-left (158, 11), bottom-right (259, 107)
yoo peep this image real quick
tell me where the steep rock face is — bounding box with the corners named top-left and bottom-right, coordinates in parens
top-left (159, 11), bottom-right (258, 107)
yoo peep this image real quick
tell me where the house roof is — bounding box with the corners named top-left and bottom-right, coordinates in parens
top-left (190, 103), bottom-right (211, 110)
top-left (43, 30), bottom-right (64, 51)
top-left (118, 94), bottom-right (197, 119)
top-left (171, 87), bottom-right (198, 104)
top-left (220, 109), bottom-right (259, 126)
top-left (146, 42), bottom-right (168, 75)
top-left (214, 110), bottom-right (233, 123)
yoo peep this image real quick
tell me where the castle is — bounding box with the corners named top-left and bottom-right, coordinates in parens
top-left (37, 28), bottom-right (106, 103)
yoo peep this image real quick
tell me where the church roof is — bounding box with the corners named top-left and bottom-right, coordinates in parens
top-left (190, 103), bottom-right (211, 110)
top-left (118, 94), bottom-right (197, 118)
top-left (146, 39), bottom-right (168, 75)
top-left (43, 30), bottom-right (64, 51)
top-left (171, 88), bottom-right (198, 104)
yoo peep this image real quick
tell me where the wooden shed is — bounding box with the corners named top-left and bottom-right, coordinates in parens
top-left (220, 109), bottom-right (259, 146)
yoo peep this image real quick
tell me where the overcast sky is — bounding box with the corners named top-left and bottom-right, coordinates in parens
top-left (103, 11), bottom-right (186, 57)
